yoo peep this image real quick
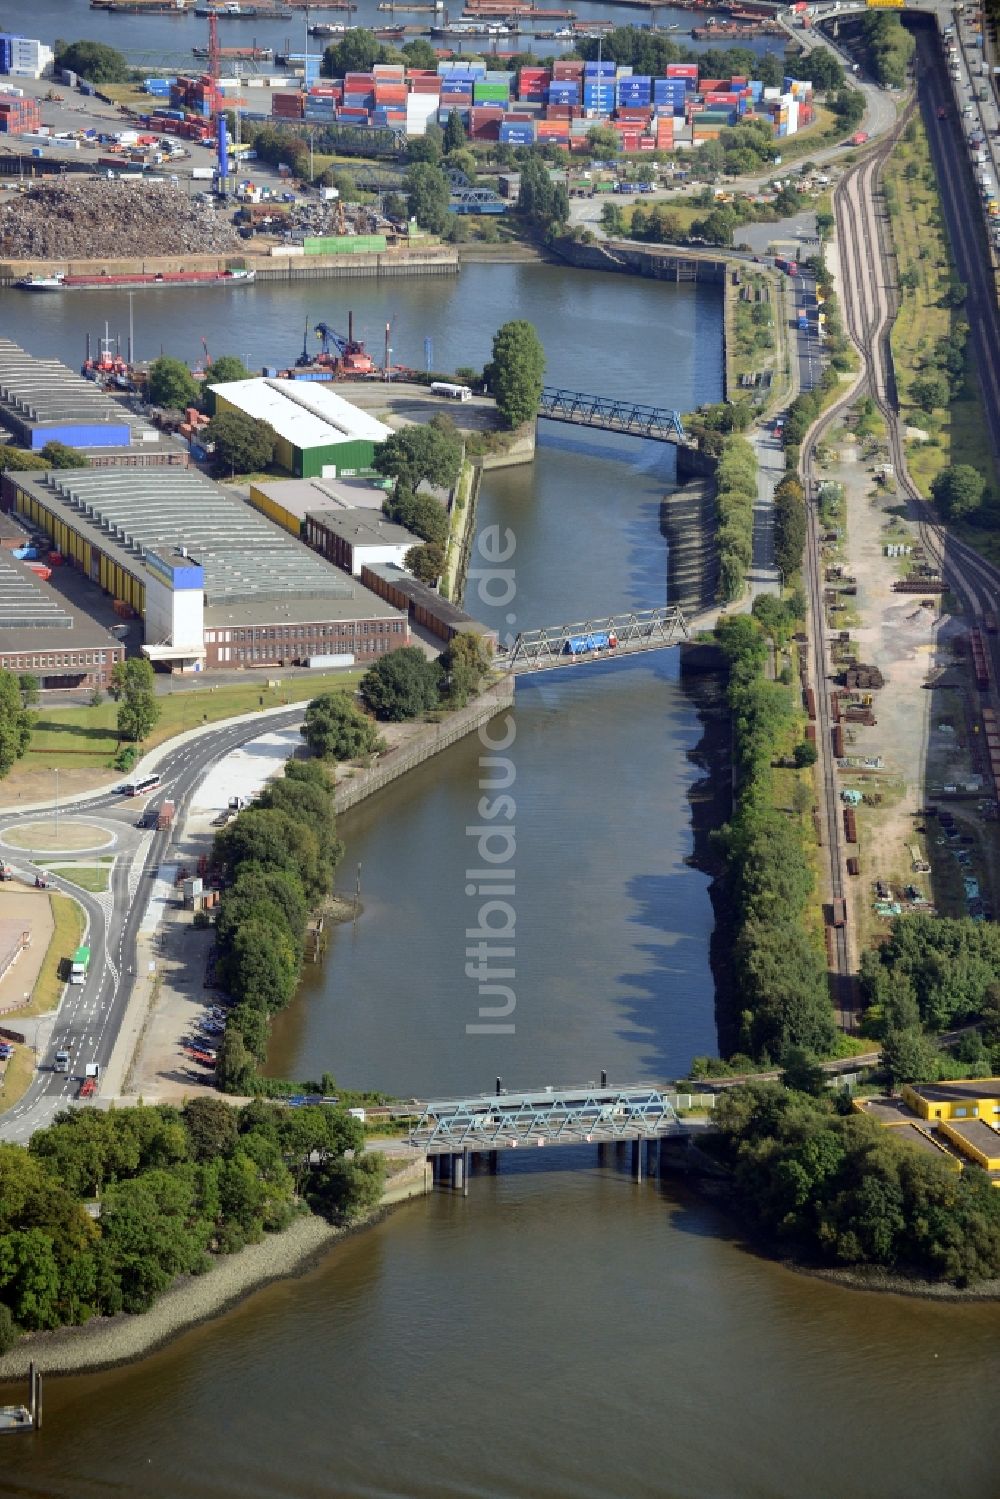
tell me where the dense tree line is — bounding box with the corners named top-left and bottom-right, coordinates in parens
top-left (0, 1098), bottom-right (382, 1351)
top-left (213, 761), bottom-right (343, 1094)
top-left (713, 1081), bottom-right (1000, 1285)
top-left (773, 474), bottom-right (807, 580)
top-left (713, 615), bottom-right (835, 1063)
top-left (859, 13), bottom-right (915, 90)
top-left (714, 436), bottom-right (757, 602)
top-left (862, 916), bottom-right (1000, 1037)
top-left (0, 669), bottom-right (34, 782)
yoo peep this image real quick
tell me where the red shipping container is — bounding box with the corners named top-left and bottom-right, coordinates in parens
top-left (616, 107), bottom-right (650, 122)
top-left (667, 63), bottom-right (698, 79)
top-left (345, 73), bottom-right (375, 87)
top-left (470, 119), bottom-right (501, 139)
top-left (638, 136), bottom-right (656, 149)
top-left (700, 78), bottom-right (724, 92)
top-left (374, 86), bottom-right (408, 103)
top-left (552, 60), bottom-right (584, 79)
top-left (546, 104), bottom-right (572, 119)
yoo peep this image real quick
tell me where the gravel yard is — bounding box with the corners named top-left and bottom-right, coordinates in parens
top-left (0, 179), bottom-right (242, 259)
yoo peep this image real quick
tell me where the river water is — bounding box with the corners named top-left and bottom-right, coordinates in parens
top-left (23, 0), bottom-right (789, 66)
top-left (3, 258), bottom-right (1000, 1495)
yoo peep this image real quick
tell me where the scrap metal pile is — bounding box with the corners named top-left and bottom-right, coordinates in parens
top-left (0, 180), bottom-right (243, 259)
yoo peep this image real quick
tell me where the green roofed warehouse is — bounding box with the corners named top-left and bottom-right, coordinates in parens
top-left (209, 377), bottom-right (393, 480)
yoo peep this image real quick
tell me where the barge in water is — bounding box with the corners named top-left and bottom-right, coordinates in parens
top-left (17, 269), bottom-right (255, 292)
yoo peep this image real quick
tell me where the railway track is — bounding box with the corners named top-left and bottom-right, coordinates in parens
top-left (803, 73), bottom-right (1000, 1031)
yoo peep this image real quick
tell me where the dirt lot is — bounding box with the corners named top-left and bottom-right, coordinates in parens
top-left (814, 420), bottom-right (995, 956)
top-left (0, 885), bottom-right (53, 1014)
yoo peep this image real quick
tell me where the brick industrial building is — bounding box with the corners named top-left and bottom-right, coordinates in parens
top-left (0, 549), bottom-right (124, 690)
top-left (1, 467), bottom-right (408, 672)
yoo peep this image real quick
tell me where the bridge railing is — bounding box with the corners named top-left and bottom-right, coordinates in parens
top-left (538, 386), bottom-right (686, 442)
top-left (409, 1085), bottom-right (682, 1152)
top-left (503, 606), bottom-right (689, 673)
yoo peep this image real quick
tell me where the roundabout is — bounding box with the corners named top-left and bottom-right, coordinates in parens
top-left (0, 820), bottom-right (118, 857)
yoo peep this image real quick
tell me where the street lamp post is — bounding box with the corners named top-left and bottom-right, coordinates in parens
top-left (54, 767), bottom-right (59, 836)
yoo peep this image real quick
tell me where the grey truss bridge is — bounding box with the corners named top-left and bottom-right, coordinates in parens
top-left (538, 387), bottom-right (688, 444)
top-left (502, 606), bottom-right (689, 674)
top-left (410, 1085), bottom-right (681, 1155)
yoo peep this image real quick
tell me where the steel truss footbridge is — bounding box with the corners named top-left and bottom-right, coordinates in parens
top-left (503, 605), bottom-right (689, 674)
top-left (409, 1085), bottom-right (682, 1155)
top-left (538, 387), bottom-right (688, 444)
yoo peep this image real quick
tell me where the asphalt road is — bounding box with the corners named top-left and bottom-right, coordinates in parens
top-left (0, 705), bottom-right (307, 1142)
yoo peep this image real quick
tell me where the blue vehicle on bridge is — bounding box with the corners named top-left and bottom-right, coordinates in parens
top-left (563, 631), bottom-right (615, 655)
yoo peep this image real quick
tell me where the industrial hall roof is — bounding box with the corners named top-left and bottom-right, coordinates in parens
top-left (0, 338), bottom-right (140, 430)
top-left (210, 377), bottom-right (392, 450)
top-left (6, 467), bottom-right (363, 609)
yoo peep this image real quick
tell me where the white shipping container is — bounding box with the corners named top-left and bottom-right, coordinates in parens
top-left (305, 654), bottom-right (355, 669)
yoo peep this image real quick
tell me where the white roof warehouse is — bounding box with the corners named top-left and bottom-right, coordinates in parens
top-left (210, 377), bottom-right (393, 480)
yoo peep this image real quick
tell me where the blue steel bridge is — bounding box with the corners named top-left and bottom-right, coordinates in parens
top-left (502, 605), bottom-right (689, 674)
top-left (537, 387), bottom-right (688, 445)
top-left (408, 1085), bottom-right (689, 1189)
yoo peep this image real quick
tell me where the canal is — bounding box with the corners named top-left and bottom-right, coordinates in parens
top-left (3, 263), bottom-right (1000, 1497)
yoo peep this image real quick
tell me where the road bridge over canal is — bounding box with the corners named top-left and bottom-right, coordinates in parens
top-left (537, 387), bottom-right (688, 445)
top-left (502, 606), bottom-right (689, 675)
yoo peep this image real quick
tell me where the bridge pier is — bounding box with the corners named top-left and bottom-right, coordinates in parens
top-left (489, 1150), bottom-right (498, 1174)
top-left (454, 1151), bottom-right (467, 1196)
top-left (631, 1139), bottom-right (643, 1183)
top-left (646, 1139), bottom-right (658, 1178)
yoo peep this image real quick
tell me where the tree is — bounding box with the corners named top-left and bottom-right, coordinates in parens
top-left (109, 658), bottom-right (160, 745)
top-left (930, 464), bottom-right (986, 521)
top-left (55, 40), bottom-right (130, 84)
top-left (600, 201), bottom-right (625, 236)
top-left (383, 486), bottom-right (449, 545)
top-left (40, 441), bottom-right (89, 469)
top-left (406, 130), bottom-right (443, 166)
top-left (793, 740), bottom-right (818, 768)
top-left (488, 319), bottom-right (545, 430)
top-left (405, 540), bottom-right (446, 585)
top-left (0, 445), bottom-right (48, 474)
top-left (203, 356), bottom-right (249, 414)
top-left (910, 371), bottom-right (949, 412)
top-left (206, 411), bottom-right (275, 478)
top-left (586, 124), bottom-right (620, 156)
top-left (515, 155), bottom-right (569, 232)
top-left (0, 669), bottom-right (33, 779)
top-left (301, 693), bottom-right (383, 761)
top-left (401, 38), bottom-right (438, 71)
top-left (383, 190), bottom-right (408, 223)
top-left (780, 1046), bottom-right (826, 1096)
top-left (148, 356), bottom-right (200, 412)
top-left (17, 674), bottom-right (38, 710)
top-left (360, 646), bottom-right (442, 721)
top-left (443, 108), bottom-right (467, 154)
top-left (321, 29), bottom-right (381, 77)
top-left (0, 1302), bottom-right (16, 1356)
top-left (405, 162), bottom-right (451, 234)
top-left (182, 1098), bottom-right (238, 1163)
top-left (374, 419), bottom-right (463, 492)
top-left (439, 631), bottom-right (492, 706)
